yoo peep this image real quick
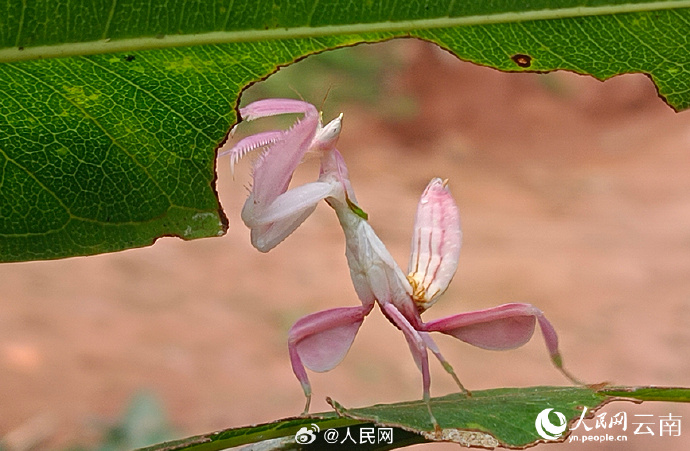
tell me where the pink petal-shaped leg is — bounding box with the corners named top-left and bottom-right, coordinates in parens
top-left (237, 99), bottom-right (342, 155)
top-left (423, 303), bottom-right (582, 384)
top-left (221, 98), bottom-right (320, 173)
top-left (251, 109), bottom-right (319, 207)
top-left (239, 98), bottom-right (318, 122)
top-left (419, 332), bottom-right (469, 395)
top-left (381, 303), bottom-right (440, 430)
top-left (288, 304), bottom-right (373, 414)
top-left (249, 206), bottom-right (316, 253)
top-left (225, 99), bottom-right (346, 252)
top-left (218, 130), bottom-right (284, 174)
top-left (242, 180), bottom-right (339, 252)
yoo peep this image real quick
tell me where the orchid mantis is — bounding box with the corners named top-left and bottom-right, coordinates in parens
top-left (222, 98), bottom-right (582, 430)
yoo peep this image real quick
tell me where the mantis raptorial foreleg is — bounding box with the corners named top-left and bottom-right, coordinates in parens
top-left (242, 181), bottom-right (337, 252)
top-left (221, 98), bottom-right (344, 252)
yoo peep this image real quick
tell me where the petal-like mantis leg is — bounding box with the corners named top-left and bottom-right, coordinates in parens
top-left (288, 305), bottom-right (373, 414)
top-left (422, 303), bottom-right (583, 385)
top-left (237, 99), bottom-right (342, 153)
top-left (224, 98), bottom-right (346, 252)
top-left (381, 303), bottom-right (441, 432)
top-left (222, 98), bottom-right (320, 170)
top-left (221, 99), bottom-right (328, 179)
top-left (251, 110), bottom-right (319, 207)
top-left (239, 98), bottom-right (318, 122)
top-left (218, 130), bottom-right (284, 174)
top-left (243, 181), bottom-right (339, 252)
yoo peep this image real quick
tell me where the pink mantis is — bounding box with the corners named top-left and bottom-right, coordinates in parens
top-left (221, 98), bottom-right (582, 429)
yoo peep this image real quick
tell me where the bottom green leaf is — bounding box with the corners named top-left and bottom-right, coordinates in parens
top-left (139, 386), bottom-right (690, 451)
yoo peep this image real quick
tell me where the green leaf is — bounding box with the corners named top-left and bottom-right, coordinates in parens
top-left (330, 387), bottom-right (603, 448)
top-left (0, 47), bottom-right (233, 261)
top-left (2, 1), bottom-right (690, 261)
top-left (136, 415), bottom-right (368, 451)
top-left (136, 386), bottom-right (690, 451)
top-left (600, 386), bottom-right (690, 402)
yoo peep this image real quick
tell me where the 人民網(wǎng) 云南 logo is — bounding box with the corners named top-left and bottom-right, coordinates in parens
top-left (535, 408), bottom-right (568, 440)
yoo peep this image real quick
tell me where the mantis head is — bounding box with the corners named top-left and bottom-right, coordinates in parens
top-left (312, 112), bottom-right (343, 152)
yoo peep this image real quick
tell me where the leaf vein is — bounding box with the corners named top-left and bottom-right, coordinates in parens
top-left (102, 0), bottom-right (119, 40)
top-left (81, 55), bottom-right (216, 142)
top-left (9, 61), bottom-right (173, 208)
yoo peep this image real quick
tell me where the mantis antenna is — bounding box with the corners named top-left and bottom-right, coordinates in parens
top-left (319, 85), bottom-right (335, 113)
top-left (288, 84), bottom-right (306, 102)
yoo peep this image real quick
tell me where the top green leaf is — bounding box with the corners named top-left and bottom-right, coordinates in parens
top-left (1, 0), bottom-right (689, 261)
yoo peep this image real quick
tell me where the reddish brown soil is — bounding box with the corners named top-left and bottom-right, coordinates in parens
top-left (1, 40), bottom-right (689, 450)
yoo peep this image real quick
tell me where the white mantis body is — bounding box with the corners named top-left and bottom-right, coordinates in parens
top-left (221, 98), bottom-right (582, 430)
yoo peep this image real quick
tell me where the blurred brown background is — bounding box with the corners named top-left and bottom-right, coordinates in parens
top-left (1, 39), bottom-right (689, 450)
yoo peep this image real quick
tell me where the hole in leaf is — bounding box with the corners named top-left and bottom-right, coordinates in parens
top-left (511, 54), bottom-right (532, 68)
